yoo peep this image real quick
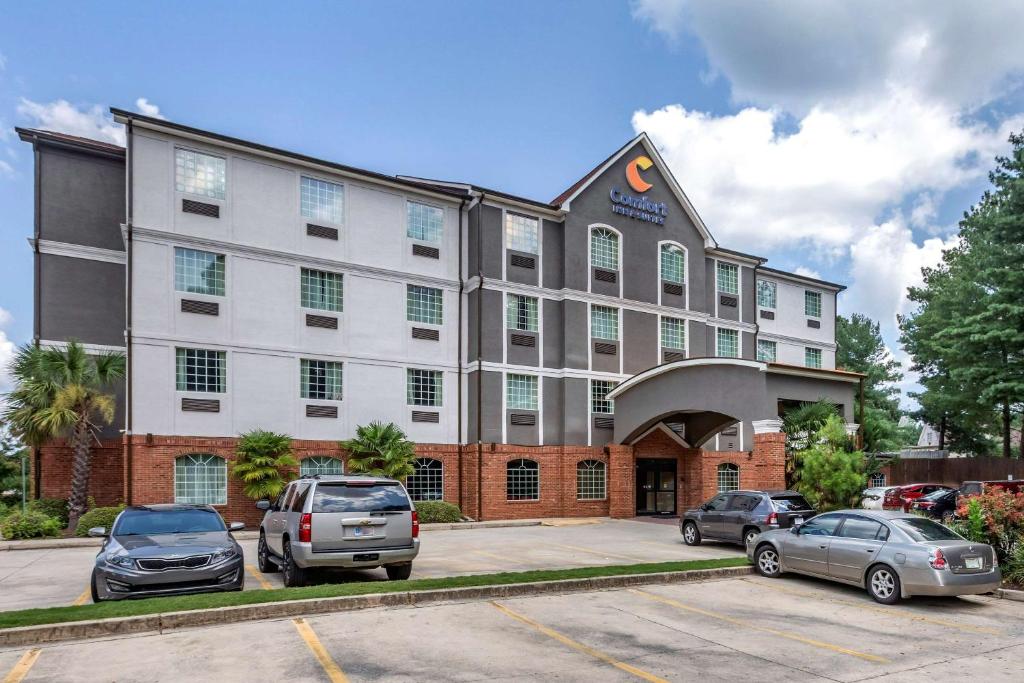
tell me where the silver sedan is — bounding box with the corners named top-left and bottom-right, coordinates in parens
top-left (747, 509), bottom-right (1001, 604)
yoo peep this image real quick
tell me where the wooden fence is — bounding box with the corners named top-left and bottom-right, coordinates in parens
top-left (884, 456), bottom-right (1024, 487)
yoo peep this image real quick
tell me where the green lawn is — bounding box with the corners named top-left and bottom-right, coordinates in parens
top-left (0, 557), bottom-right (749, 630)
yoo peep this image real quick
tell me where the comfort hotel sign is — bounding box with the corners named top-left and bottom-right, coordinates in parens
top-left (609, 155), bottom-right (668, 225)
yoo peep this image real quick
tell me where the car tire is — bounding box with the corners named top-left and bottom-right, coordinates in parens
top-left (257, 532), bottom-right (279, 573)
top-left (282, 540), bottom-right (307, 588)
top-left (743, 527), bottom-right (760, 547)
top-left (867, 565), bottom-right (901, 604)
top-left (89, 569), bottom-right (102, 603)
top-left (385, 563), bottom-right (413, 581)
top-left (755, 545), bottom-right (782, 578)
top-left (682, 521), bottom-right (702, 546)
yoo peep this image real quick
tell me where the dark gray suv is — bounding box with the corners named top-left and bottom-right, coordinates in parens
top-left (681, 490), bottom-right (815, 547)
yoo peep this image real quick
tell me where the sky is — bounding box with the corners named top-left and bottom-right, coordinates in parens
top-left (2, 0), bottom-right (1024, 407)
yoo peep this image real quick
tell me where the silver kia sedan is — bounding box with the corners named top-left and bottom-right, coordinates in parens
top-left (747, 509), bottom-right (1001, 603)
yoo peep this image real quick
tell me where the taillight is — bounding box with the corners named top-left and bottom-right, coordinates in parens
top-left (929, 548), bottom-right (947, 570)
top-left (411, 511), bottom-right (420, 539)
top-left (299, 513), bottom-right (312, 543)
top-left (766, 512), bottom-right (778, 525)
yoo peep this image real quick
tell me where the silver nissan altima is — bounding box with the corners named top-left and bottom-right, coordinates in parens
top-left (747, 509), bottom-right (1001, 604)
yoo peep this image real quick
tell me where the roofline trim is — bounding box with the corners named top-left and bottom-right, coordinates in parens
top-left (16, 126), bottom-right (126, 158)
top-left (607, 357), bottom-right (766, 400)
top-left (759, 266), bottom-right (847, 292)
top-left (766, 362), bottom-right (864, 383)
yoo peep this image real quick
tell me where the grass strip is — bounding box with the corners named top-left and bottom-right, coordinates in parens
top-left (0, 557), bottom-right (748, 630)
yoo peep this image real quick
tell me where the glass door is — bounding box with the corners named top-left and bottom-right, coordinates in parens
top-left (635, 459), bottom-right (677, 515)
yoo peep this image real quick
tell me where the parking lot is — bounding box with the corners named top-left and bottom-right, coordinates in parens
top-left (2, 572), bottom-right (1021, 682)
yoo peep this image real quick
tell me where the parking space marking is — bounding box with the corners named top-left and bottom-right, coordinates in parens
top-left (630, 589), bottom-right (890, 663)
top-left (490, 601), bottom-right (669, 683)
top-left (72, 587), bottom-right (91, 606)
top-left (741, 578), bottom-right (1003, 635)
top-left (245, 564), bottom-right (274, 590)
top-left (292, 618), bottom-right (349, 683)
top-left (2, 649), bottom-right (41, 683)
top-left (544, 542), bottom-right (646, 563)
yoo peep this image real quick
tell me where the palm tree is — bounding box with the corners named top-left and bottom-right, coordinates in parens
top-left (2, 341), bottom-right (125, 530)
top-left (231, 429), bottom-right (298, 500)
top-left (342, 422), bottom-right (416, 480)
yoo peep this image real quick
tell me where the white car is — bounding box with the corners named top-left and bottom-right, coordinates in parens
top-left (860, 487), bottom-right (897, 510)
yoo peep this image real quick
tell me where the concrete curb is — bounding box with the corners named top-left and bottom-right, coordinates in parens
top-left (995, 587), bottom-right (1024, 602)
top-left (0, 565), bottom-right (753, 647)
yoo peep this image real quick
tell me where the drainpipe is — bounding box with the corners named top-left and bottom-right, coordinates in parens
top-left (858, 376), bottom-right (865, 450)
top-left (456, 196), bottom-right (467, 510)
top-left (476, 192), bottom-right (485, 521)
top-left (124, 120), bottom-right (134, 504)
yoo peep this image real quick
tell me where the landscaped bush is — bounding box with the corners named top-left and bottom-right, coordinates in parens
top-left (1004, 543), bottom-right (1024, 587)
top-left (415, 500), bottom-right (462, 524)
top-left (949, 489), bottom-right (1024, 564)
top-left (29, 498), bottom-right (70, 528)
top-left (0, 510), bottom-right (61, 540)
top-left (74, 505), bottom-right (126, 537)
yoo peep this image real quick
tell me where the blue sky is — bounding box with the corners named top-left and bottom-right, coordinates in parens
top-left (3, 1), bottom-right (1024, 405)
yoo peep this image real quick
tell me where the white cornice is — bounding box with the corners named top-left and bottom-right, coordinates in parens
top-left (476, 360), bottom-right (627, 381)
top-left (32, 239), bottom-right (126, 265)
top-left (766, 364), bottom-right (862, 384)
top-left (757, 330), bottom-right (837, 351)
top-left (39, 339), bottom-right (126, 354)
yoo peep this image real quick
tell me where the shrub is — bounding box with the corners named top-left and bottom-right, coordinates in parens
top-left (343, 422), bottom-right (416, 480)
top-left (231, 430), bottom-right (298, 501)
top-left (792, 415), bottom-right (866, 510)
top-left (415, 500), bottom-right (462, 524)
top-left (951, 489), bottom-right (1024, 563)
top-left (29, 497), bottom-right (69, 527)
top-left (75, 505), bottom-right (126, 537)
top-left (0, 510), bottom-right (61, 540)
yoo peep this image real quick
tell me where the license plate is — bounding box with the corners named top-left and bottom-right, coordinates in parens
top-left (964, 556), bottom-right (982, 569)
top-left (353, 525), bottom-right (374, 538)
top-left (793, 517), bottom-right (804, 525)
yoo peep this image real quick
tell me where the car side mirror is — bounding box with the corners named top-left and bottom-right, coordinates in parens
top-left (790, 525), bottom-right (801, 535)
top-left (87, 526), bottom-right (108, 538)
top-left (228, 522), bottom-right (245, 532)
top-left (699, 503), bottom-right (709, 512)
top-left (255, 500), bottom-right (271, 511)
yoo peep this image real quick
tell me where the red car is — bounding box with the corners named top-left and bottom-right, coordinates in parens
top-left (883, 483), bottom-right (954, 512)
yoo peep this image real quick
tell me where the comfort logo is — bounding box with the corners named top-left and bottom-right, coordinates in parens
top-left (625, 155), bottom-right (654, 193)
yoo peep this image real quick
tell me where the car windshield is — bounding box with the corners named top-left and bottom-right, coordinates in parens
top-left (919, 489), bottom-right (953, 502)
top-left (772, 495), bottom-right (812, 511)
top-left (894, 518), bottom-right (963, 541)
top-left (113, 508), bottom-right (226, 535)
top-left (312, 484), bottom-right (411, 513)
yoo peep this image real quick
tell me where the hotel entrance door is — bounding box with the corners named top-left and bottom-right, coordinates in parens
top-left (636, 458), bottom-right (677, 515)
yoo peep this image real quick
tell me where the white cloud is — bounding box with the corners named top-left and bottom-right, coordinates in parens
top-left (0, 159), bottom-right (12, 178)
top-left (135, 97), bottom-right (165, 119)
top-left (0, 307), bottom-right (16, 399)
top-left (17, 98), bottom-right (125, 145)
top-left (793, 266), bottom-right (821, 280)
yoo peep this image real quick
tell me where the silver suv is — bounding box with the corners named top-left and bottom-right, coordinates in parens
top-left (256, 475), bottom-right (420, 587)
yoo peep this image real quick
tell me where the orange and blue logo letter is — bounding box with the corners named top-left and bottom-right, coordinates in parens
top-left (625, 155), bottom-right (654, 193)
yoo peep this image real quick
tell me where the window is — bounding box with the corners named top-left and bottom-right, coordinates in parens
top-left (805, 290), bottom-right (822, 317)
top-left (407, 285), bottom-right (443, 325)
top-left (591, 380), bottom-right (618, 414)
top-left (407, 201), bottom-right (443, 242)
top-left (660, 244), bottom-right (685, 283)
top-left (661, 317), bottom-right (686, 350)
top-left (506, 294), bottom-right (538, 332)
top-left (174, 248), bottom-right (225, 296)
top-left (716, 328), bottom-right (739, 358)
top-left (717, 463), bottom-right (739, 492)
top-left (591, 228), bottom-right (619, 270)
top-left (728, 494), bottom-right (760, 511)
top-left (505, 213), bottom-right (538, 254)
top-left (870, 472), bottom-right (886, 487)
top-left (406, 458), bottom-right (443, 501)
top-left (716, 262), bottom-right (738, 294)
top-left (301, 268), bottom-right (343, 312)
top-left (175, 149), bottom-right (226, 200)
top-left (705, 493), bottom-right (731, 511)
top-left (797, 514), bottom-right (843, 537)
top-left (805, 347), bottom-right (822, 369)
top-left (591, 305), bottom-right (619, 341)
top-left (300, 456), bottom-right (344, 477)
top-left (506, 374), bottom-right (538, 410)
top-left (757, 339), bottom-right (777, 362)
top-left (407, 369), bottom-right (443, 407)
top-left (837, 516), bottom-right (887, 541)
top-left (301, 176), bottom-right (344, 224)
top-left (506, 459), bottom-right (539, 500)
top-left (312, 483), bottom-right (411, 513)
top-left (300, 359), bottom-right (343, 401)
top-left (174, 454), bottom-right (227, 505)
top-left (175, 348), bottom-right (226, 393)
top-left (576, 460), bottom-right (606, 500)
top-left (757, 280), bottom-right (776, 308)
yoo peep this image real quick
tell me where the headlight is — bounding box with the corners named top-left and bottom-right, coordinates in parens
top-left (211, 547), bottom-right (237, 563)
top-left (106, 553), bottom-right (135, 569)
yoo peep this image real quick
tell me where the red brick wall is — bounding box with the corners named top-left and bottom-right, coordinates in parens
top-left (38, 438), bottom-right (124, 506)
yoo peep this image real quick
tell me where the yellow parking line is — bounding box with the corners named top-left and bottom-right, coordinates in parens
top-left (472, 549), bottom-right (532, 566)
top-left (630, 589), bottom-right (889, 663)
top-left (3, 649), bottom-right (41, 683)
top-left (245, 564), bottom-right (274, 591)
top-left (292, 618), bottom-right (349, 683)
top-left (545, 543), bottom-right (645, 563)
top-left (72, 587), bottom-right (91, 606)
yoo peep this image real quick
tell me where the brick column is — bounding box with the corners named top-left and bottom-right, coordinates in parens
top-left (607, 445), bottom-right (635, 518)
top-left (752, 419), bottom-right (787, 491)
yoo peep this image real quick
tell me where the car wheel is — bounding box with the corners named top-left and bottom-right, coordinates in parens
top-left (755, 545), bottom-right (782, 578)
top-left (743, 528), bottom-right (760, 547)
top-left (282, 540), bottom-right (307, 588)
top-left (89, 569), bottom-right (101, 603)
top-left (867, 565), bottom-right (901, 604)
top-left (257, 532), bottom-right (278, 573)
top-left (682, 521), bottom-right (702, 546)
top-left (386, 563), bottom-right (413, 581)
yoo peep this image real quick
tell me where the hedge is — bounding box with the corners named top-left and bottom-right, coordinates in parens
top-left (0, 510), bottom-right (62, 540)
top-left (415, 500), bottom-right (462, 524)
top-left (75, 505), bottom-right (127, 537)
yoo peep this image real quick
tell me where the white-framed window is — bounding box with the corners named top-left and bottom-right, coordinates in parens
top-left (757, 280), bottom-right (776, 309)
top-left (175, 348), bottom-right (226, 393)
top-left (301, 268), bottom-right (343, 312)
top-left (300, 456), bottom-right (344, 477)
top-left (757, 339), bottom-right (777, 363)
top-left (805, 290), bottom-right (822, 317)
top-left (716, 328), bottom-right (739, 358)
top-left (591, 380), bottom-right (618, 414)
top-left (506, 459), bottom-right (539, 500)
top-left (506, 294), bottom-right (539, 332)
top-left (661, 317), bottom-right (686, 350)
top-left (407, 369), bottom-right (443, 407)
top-left (576, 460), bottom-right (606, 501)
top-left (407, 285), bottom-right (443, 325)
top-left (301, 176), bottom-right (344, 224)
top-left (505, 213), bottom-right (539, 254)
top-left (300, 359), bottom-right (343, 401)
top-left (407, 458), bottom-right (443, 501)
top-left (174, 247), bottom-right (225, 296)
top-left (506, 374), bottom-right (538, 411)
top-left (175, 149), bottom-right (226, 200)
top-left (407, 201), bottom-right (443, 243)
top-left (717, 463), bottom-right (739, 493)
top-left (805, 347), bottom-right (822, 369)
top-left (591, 228), bottom-right (619, 270)
top-left (870, 472), bottom-right (886, 487)
top-left (716, 262), bottom-right (738, 294)
top-left (660, 244), bottom-right (685, 283)
top-left (175, 454), bottom-right (227, 505)
top-left (591, 305), bottom-right (619, 341)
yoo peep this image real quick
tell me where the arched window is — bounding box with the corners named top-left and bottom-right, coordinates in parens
top-left (717, 463), bottom-right (739, 493)
top-left (591, 228), bottom-right (619, 270)
top-left (870, 472), bottom-right (886, 487)
top-left (576, 460), bottom-right (606, 500)
top-left (174, 454), bottom-right (227, 505)
top-left (300, 456), bottom-right (344, 477)
top-left (506, 459), bottom-right (539, 501)
top-left (660, 244), bottom-right (685, 284)
top-left (407, 458), bottom-right (444, 501)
